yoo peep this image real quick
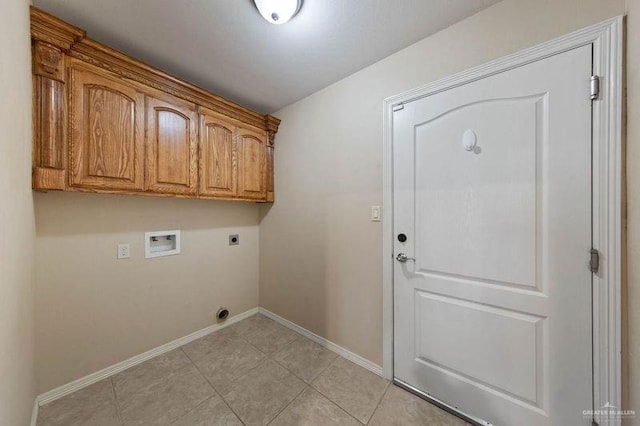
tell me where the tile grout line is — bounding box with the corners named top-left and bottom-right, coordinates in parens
top-left (307, 383), bottom-right (367, 426)
top-left (309, 355), bottom-right (389, 425)
top-left (178, 322), bottom-right (270, 406)
top-left (179, 346), bottom-right (248, 426)
top-left (268, 333), bottom-right (339, 385)
top-left (268, 355), bottom-right (308, 383)
top-left (241, 315), bottom-right (300, 356)
top-left (266, 336), bottom-right (343, 391)
top-left (319, 354), bottom-right (370, 425)
top-left (307, 355), bottom-right (340, 397)
top-left (226, 317), bottom-right (304, 386)
top-left (259, 337), bottom-right (321, 384)
top-left (234, 316), bottom-right (325, 424)
top-left (114, 355), bottom-right (214, 425)
top-left (223, 338), bottom-right (305, 425)
top-left (365, 381), bottom-right (391, 425)
top-left (166, 347), bottom-right (218, 426)
top-left (309, 382), bottom-right (365, 425)
top-left (265, 383), bottom-right (309, 425)
top-left (261, 332), bottom-right (315, 424)
top-left (111, 347), bottom-right (204, 410)
top-left (109, 378), bottom-right (125, 426)
top-left (307, 349), bottom-right (340, 383)
top-left (250, 313), bottom-right (384, 404)
top-left (37, 308), bottom-right (261, 408)
top-left (308, 382), bottom-right (367, 425)
top-left (222, 316), bottom-right (320, 425)
top-left (168, 395), bottom-right (214, 426)
top-left (43, 313), bottom-right (388, 426)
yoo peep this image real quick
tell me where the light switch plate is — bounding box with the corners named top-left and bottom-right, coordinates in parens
top-left (371, 206), bottom-right (382, 222)
top-left (117, 243), bottom-right (130, 259)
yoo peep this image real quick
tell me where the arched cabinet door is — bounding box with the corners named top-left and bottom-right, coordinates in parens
top-left (69, 63), bottom-right (144, 191)
top-left (237, 128), bottom-right (267, 201)
top-left (199, 111), bottom-right (237, 198)
top-left (145, 95), bottom-right (198, 195)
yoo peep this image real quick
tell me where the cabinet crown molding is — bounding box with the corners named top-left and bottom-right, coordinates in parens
top-left (29, 6), bottom-right (281, 134)
top-left (30, 6), bottom-right (85, 51)
top-left (30, 6), bottom-right (280, 202)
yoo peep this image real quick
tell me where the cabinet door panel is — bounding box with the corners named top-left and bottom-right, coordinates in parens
top-left (69, 65), bottom-right (144, 190)
top-left (199, 114), bottom-right (237, 197)
top-left (238, 128), bottom-right (267, 200)
top-left (146, 96), bottom-right (198, 194)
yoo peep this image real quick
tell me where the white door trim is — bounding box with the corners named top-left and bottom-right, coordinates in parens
top-left (382, 16), bottom-right (623, 425)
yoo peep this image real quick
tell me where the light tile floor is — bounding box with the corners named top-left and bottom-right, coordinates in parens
top-left (37, 314), bottom-right (467, 425)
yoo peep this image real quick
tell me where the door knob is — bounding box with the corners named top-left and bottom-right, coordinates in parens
top-left (396, 253), bottom-right (415, 263)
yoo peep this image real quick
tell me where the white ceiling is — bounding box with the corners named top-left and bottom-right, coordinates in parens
top-left (34, 0), bottom-right (501, 113)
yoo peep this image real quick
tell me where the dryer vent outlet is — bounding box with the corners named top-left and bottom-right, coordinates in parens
top-left (216, 307), bottom-right (230, 322)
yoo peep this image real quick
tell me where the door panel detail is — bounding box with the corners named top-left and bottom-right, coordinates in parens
top-left (414, 290), bottom-right (543, 405)
top-left (414, 95), bottom-right (545, 290)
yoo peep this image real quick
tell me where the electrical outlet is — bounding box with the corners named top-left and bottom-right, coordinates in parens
top-left (117, 243), bottom-right (130, 259)
top-left (229, 234), bottom-right (239, 246)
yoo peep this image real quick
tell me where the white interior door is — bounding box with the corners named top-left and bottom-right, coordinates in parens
top-left (393, 45), bottom-right (593, 426)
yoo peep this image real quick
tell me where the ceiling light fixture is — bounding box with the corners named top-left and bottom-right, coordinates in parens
top-left (253, 0), bottom-right (302, 25)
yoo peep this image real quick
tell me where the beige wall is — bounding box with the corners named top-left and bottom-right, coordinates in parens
top-left (35, 192), bottom-right (261, 392)
top-left (259, 0), bottom-right (625, 370)
top-left (0, 0), bottom-right (37, 424)
top-left (30, 0), bottom-right (640, 419)
top-left (627, 0), bottom-right (640, 421)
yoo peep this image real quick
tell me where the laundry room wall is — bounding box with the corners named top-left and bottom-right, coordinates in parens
top-left (259, 0), bottom-right (625, 383)
top-left (0, 0), bottom-right (37, 424)
top-left (35, 192), bottom-right (261, 393)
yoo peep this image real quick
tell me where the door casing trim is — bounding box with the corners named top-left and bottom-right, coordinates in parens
top-left (382, 16), bottom-right (624, 425)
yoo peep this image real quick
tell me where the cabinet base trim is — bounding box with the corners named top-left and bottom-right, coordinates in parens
top-left (33, 167), bottom-right (65, 190)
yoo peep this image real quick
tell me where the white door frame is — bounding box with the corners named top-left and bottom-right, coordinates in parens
top-left (382, 17), bottom-right (623, 425)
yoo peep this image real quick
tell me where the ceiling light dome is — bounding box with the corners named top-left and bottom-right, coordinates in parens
top-left (253, 0), bottom-right (302, 25)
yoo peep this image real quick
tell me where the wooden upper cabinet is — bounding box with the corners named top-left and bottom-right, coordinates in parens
top-left (145, 95), bottom-right (198, 195)
top-left (199, 111), bottom-right (237, 198)
top-left (238, 127), bottom-right (267, 201)
top-left (31, 7), bottom-right (280, 201)
top-left (69, 63), bottom-right (145, 191)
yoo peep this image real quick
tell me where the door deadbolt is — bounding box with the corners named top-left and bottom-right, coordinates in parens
top-left (397, 233), bottom-right (407, 243)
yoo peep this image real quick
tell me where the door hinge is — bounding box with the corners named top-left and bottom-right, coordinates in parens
top-left (590, 75), bottom-right (600, 100)
top-left (590, 248), bottom-right (600, 273)
top-left (393, 103), bottom-right (405, 112)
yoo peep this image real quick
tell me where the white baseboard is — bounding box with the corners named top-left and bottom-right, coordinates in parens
top-left (36, 307), bottom-right (259, 406)
top-left (30, 398), bottom-right (38, 426)
top-left (36, 305), bottom-right (383, 408)
top-left (258, 308), bottom-right (383, 377)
